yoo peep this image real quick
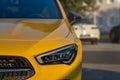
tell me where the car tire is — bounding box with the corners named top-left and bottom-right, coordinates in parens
top-left (110, 31), bottom-right (119, 43)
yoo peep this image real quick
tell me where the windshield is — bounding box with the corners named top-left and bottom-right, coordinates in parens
top-left (80, 19), bottom-right (93, 24)
top-left (0, 0), bottom-right (62, 19)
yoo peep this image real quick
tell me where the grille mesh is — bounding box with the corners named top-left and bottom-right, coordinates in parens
top-left (0, 56), bottom-right (35, 80)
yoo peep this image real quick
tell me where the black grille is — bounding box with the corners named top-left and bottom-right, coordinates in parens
top-left (0, 56), bottom-right (35, 80)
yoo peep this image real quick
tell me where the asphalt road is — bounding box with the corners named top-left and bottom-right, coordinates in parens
top-left (82, 41), bottom-right (120, 80)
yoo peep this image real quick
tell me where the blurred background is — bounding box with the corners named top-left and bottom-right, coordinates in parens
top-left (60, 0), bottom-right (120, 80)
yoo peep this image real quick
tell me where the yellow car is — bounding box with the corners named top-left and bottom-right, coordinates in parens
top-left (0, 0), bottom-right (82, 80)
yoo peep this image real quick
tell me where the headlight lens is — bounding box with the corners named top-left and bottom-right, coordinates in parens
top-left (36, 44), bottom-right (78, 65)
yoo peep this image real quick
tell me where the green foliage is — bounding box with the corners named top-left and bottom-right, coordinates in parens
top-left (60, 0), bottom-right (99, 16)
top-left (84, 0), bottom-right (99, 11)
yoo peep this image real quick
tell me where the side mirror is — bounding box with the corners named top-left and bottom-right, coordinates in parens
top-left (68, 12), bottom-right (82, 24)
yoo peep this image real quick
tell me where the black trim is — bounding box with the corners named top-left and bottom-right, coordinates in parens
top-left (0, 56), bottom-right (35, 80)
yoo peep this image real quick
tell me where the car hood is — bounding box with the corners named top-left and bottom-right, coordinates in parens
top-left (0, 19), bottom-right (71, 54)
top-left (0, 19), bottom-right (67, 40)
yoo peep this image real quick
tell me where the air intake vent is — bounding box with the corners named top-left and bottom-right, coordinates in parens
top-left (0, 56), bottom-right (35, 80)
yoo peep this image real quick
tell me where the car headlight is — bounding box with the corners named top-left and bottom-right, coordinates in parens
top-left (36, 44), bottom-right (78, 65)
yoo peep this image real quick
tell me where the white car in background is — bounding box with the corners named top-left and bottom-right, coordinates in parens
top-left (72, 19), bottom-right (100, 44)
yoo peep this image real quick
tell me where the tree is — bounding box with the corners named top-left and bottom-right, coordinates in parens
top-left (60, 0), bottom-right (85, 15)
top-left (84, 0), bottom-right (99, 12)
top-left (60, 0), bottom-right (99, 16)
top-left (84, 0), bottom-right (100, 24)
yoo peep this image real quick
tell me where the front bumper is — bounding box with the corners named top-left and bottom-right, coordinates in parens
top-left (0, 44), bottom-right (82, 80)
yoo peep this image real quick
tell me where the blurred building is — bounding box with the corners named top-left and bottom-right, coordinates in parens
top-left (96, 0), bottom-right (120, 33)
